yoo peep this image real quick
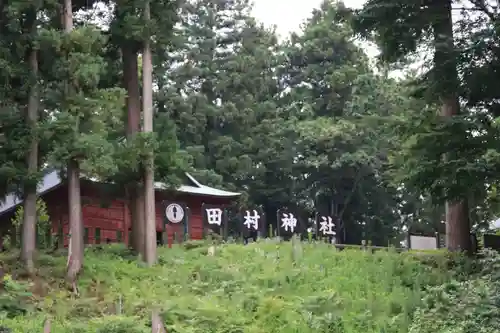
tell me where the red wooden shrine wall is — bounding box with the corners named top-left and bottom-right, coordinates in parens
top-left (42, 182), bottom-right (233, 247)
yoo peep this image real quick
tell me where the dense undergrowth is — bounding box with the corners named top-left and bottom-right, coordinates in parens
top-left (0, 241), bottom-right (493, 333)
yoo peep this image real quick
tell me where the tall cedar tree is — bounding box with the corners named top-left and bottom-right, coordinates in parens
top-left (21, 3), bottom-right (40, 272)
top-left (142, 0), bottom-right (156, 265)
top-left (112, 0), bottom-right (145, 255)
top-left (62, 0), bottom-right (84, 290)
top-left (353, 0), bottom-right (471, 251)
top-left (0, 1), bottom-right (45, 268)
top-left (42, 0), bottom-right (125, 285)
top-left (109, 0), bottom-right (179, 260)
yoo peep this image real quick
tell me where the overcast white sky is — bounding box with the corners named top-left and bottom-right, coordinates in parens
top-left (250, 0), bottom-right (426, 77)
top-left (251, 0), bottom-right (367, 37)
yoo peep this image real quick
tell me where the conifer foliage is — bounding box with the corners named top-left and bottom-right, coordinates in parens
top-left (2, 0), bottom-right (500, 277)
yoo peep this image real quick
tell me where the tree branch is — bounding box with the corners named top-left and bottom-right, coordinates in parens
top-left (466, 0), bottom-right (497, 21)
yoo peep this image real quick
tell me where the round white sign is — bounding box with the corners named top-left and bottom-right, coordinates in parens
top-left (165, 203), bottom-right (185, 223)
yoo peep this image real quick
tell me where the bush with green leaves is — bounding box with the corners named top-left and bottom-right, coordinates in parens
top-left (409, 249), bottom-right (500, 333)
top-left (0, 316), bottom-right (148, 333)
top-left (0, 242), bottom-right (453, 333)
top-left (0, 274), bottom-right (32, 319)
top-left (7, 199), bottom-right (52, 250)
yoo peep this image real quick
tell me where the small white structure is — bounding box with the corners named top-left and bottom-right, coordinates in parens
top-left (491, 218), bottom-right (500, 230)
top-left (409, 235), bottom-right (438, 250)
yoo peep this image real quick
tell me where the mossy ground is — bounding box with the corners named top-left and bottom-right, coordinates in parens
top-left (0, 241), bottom-right (451, 333)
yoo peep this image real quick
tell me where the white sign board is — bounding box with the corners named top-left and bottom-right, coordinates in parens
top-left (165, 203), bottom-right (185, 223)
top-left (410, 235), bottom-right (437, 250)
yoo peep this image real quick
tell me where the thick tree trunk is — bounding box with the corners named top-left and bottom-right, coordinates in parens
top-left (122, 45), bottom-right (144, 254)
top-left (441, 97), bottom-right (471, 252)
top-left (67, 159), bottom-right (83, 284)
top-left (62, 0), bottom-right (72, 32)
top-left (142, 0), bottom-right (156, 265)
top-left (22, 191), bottom-right (37, 269)
top-left (433, 0), bottom-right (471, 252)
top-left (445, 200), bottom-right (470, 251)
top-left (21, 26), bottom-right (39, 273)
top-left (63, 0), bottom-right (84, 286)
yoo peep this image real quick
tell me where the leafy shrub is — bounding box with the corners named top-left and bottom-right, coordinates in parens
top-left (94, 316), bottom-right (148, 333)
top-left (0, 316), bottom-right (148, 333)
top-left (8, 199), bottom-right (52, 250)
top-left (0, 242), bottom-right (452, 333)
top-left (409, 249), bottom-right (500, 333)
top-left (0, 274), bottom-right (32, 318)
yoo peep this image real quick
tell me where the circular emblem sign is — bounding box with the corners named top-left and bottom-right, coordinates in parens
top-left (165, 203), bottom-right (185, 223)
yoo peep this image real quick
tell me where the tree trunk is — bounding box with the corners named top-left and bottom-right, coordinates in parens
top-left (142, 0), bottom-right (157, 265)
top-left (441, 96), bottom-right (471, 252)
top-left (63, 0), bottom-right (84, 285)
top-left (67, 159), bottom-right (83, 284)
top-left (62, 0), bottom-right (72, 33)
top-left (445, 200), bottom-right (470, 251)
top-left (122, 45), bottom-right (144, 254)
top-left (21, 16), bottom-right (39, 273)
top-left (136, 187), bottom-right (145, 257)
top-left (433, 0), bottom-right (471, 252)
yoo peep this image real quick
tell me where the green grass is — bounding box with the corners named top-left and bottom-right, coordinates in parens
top-left (0, 240), bottom-right (451, 333)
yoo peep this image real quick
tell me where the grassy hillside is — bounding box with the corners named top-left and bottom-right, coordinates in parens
top-left (0, 241), bottom-right (451, 333)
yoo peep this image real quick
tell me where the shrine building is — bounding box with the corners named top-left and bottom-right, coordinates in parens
top-left (0, 170), bottom-right (240, 246)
